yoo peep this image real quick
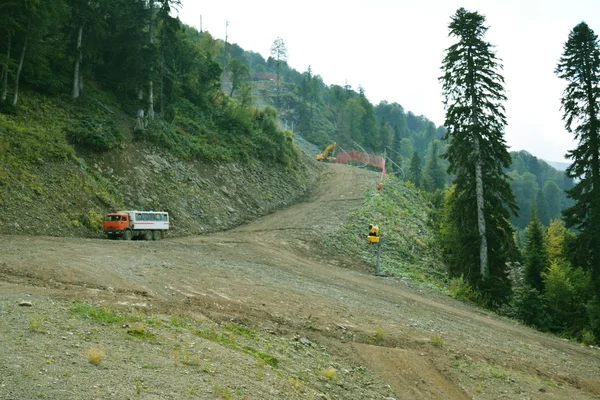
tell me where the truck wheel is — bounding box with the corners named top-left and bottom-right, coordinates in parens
top-left (143, 230), bottom-right (152, 241)
top-left (123, 229), bottom-right (133, 241)
top-left (152, 230), bottom-right (161, 241)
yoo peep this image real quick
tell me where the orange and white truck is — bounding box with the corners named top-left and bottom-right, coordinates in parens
top-left (103, 210), bottom-right (169, 240)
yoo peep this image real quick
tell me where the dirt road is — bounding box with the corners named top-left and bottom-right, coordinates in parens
top-left (1, 164), bottom-right (599, 399)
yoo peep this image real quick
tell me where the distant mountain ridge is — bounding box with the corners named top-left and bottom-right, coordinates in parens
top-left (544, 160), bottom-right (570, 171)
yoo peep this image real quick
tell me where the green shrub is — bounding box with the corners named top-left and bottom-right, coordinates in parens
top-left (66, 116), bottom-right (124, 151)
top-left (580, 329), bottom-right (596, 346)
top-left (84, 210), bottom-right (104, 232)
top-left (448, 275), bottom-right (479, 303)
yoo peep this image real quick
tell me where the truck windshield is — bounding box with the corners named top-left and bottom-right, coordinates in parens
top-left (105, 215), bottom-right (122, 222)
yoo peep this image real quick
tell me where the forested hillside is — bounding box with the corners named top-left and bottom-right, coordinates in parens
top-left (0, 0), bottom-right (316, 238)
top-left (0, 0), bottom-right (298, 167)
top-left (219, 31), bottom-right (574, 221)
top-left (508, 150), bottom-right (574, 230)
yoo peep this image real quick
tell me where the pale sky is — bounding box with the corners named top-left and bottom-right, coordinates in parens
top-left (177, 0), bottom-right (600, 163)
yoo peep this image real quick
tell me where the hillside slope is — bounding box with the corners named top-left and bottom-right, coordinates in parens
top-left (0, 91), bottom-right (318, 237)
top-left (1, 164), bottom-right (599, 399)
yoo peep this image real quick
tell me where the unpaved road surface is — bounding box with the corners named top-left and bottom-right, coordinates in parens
top-left (1, 164), bottom-right (600, 399)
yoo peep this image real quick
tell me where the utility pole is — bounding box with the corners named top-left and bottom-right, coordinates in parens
top-left (200, 15), bottom-right (203, 33)
top-left (222, 20), bottom-right (230, 84)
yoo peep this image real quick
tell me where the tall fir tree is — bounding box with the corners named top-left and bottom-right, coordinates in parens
top-left (555, 22), bottom-right (600, 296)
top-left (524, 205), bottom-right (549, 291)
top-left (424, 140), bottom-right (446, 191)
top-left (440, 8), bottom-right (518, 304)
top-left (409, 151), bottom-right (422, 188)
top-left (535, 188), bottom-right (550, 226)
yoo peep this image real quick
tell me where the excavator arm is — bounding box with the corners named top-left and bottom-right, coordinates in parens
top-left (316, 142), bottom-right (337, 161)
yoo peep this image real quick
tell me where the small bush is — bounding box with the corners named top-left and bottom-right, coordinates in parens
top-left (370, 327), bottom-right (386, 344)
top-left (430, 335), bottom-right (444, 347)
top-left (580, 329), bottom-right (597, 346)
top-left (448, 275), bottom-right (479, 303)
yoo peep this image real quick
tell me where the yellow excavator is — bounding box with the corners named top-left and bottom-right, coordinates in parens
top-left (316, 142), bottom-right (336, 162)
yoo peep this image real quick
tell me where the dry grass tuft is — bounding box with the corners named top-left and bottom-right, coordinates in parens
top-left (86, 347), bottom-right (105, 366)
top-left (321, 367), bottom-right (337, 380)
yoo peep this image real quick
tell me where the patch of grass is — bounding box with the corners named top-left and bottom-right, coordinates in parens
top-left (70, 302), bottom-right (124, 325)
top-left (320, 367), bottom-right (337, 380)
top-left (28, 315), bottom-right (46, 333)
top-left (195, 325), bottom-right (280, 368)
top-left (172, 346), bottom-right (202, 367)
top-left (126, 323), bottom-right (155, 340)
top-left (201, 361), bottom-right (211, 373)
top-left (170, 314), bottom-right (191, 329)
top-left (195, 327), bottom-right (238, 347)
top-left (225, 323), bottom-right (257, 339)
top-left (213, 384), bottom-right (232, 400)
top-left (243, 346), bottom-right (279, 368)
top-left (86, 347), bottom-right (105, 366)
top-left (546, 379), bottom-right (561, 388)
top-left (369, 327), bottom-right (386, 344)
top-left (180, 350), bottom-right (202, 367)
top-left (430, 335), bottom-right (444, 347)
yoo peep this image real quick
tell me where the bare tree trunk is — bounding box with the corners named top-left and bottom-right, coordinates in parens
top-left (78, 33), bottom-right (83, 94)
top-left (1, 32), bottom-right (11, 102)
top-left (147, 0), bottom-right (155, 120)
top-left (148, 80), bottom-right (154, 120)
top-left (12, 22), bottom-right (30, 107)
top-left (468, 52), bottom-right (488, 279)
top-left (159, 51), bottom-right (164, 116)
top-left (72, 24), bottom-right (83, 99)
top-left (136, 87), bottom-right (145, 130)
top-left (473, 137), bottom-right (488, 278)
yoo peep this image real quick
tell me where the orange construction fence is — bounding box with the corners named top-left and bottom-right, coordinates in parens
top-left (336, 150), bottom-right (386, 185)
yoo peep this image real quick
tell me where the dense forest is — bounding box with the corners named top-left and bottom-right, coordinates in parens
top-left (0, 0), bottom-right (298, 167)
top-left (1, 1), bottom-right (599, 344)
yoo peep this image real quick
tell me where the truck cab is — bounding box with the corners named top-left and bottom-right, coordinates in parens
top-left (103, 213), bottom-right (131, 239)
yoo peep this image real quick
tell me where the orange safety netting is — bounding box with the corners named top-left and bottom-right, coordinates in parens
top-left (336, 150), bottom-right (386, 185)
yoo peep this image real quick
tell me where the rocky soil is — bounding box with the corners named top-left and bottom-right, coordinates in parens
top-left (0, 141), bottom-right (319, 238)
top-left (1, 164), bottom-right (600, 399)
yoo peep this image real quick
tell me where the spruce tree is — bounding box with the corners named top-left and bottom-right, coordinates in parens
top-left (440, 8), bottom-right (518, 304)
top-left (409, 151), bottom-right (422, 188)
top-left (524, 205), bottom-right (549, 291)
top-left (535, 189), bottom-right (550, 226)
top-left (424, 140), bottom-right (446, 191)
top-left (555, 22), bottom-right (600, 295)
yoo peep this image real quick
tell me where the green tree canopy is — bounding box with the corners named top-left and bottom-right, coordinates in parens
top-left (440, 8), bottom-right (517, 304)
top-left (556, 22), bottom-right (600, 298)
